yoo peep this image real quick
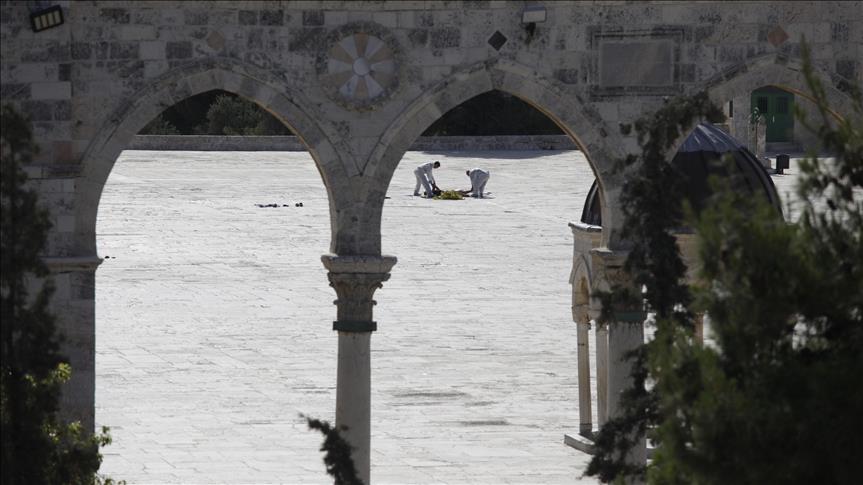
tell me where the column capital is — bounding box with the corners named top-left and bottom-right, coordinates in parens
top-left (321, 254), bottom-right (397, 274)
top-left (322, 254), bottom-right (397, 332)
top-left (588, 247), bottom-right (645, 323)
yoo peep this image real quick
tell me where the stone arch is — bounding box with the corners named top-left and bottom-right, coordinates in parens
top-left (659, 53), bottom-right (855, 176)
top-left (703, 53), bottom-right (855, 121)
top-left (75, 59), bottom-right (351, 256)
top-left (357, 59), bottom-right (627, 254)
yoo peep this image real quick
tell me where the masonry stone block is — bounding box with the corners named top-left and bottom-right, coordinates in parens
top-left (118, 25), bottom-right (157, 41)
top-left (288, 27), bottom-right (325, 52)
top-left (431, 28), bottom-right (461, 49)
top-left (407, 29), bottom-right (428, 47)
top-left (109, 41), bottom-right (139, 60)
top-left (21, 41), bottom-right (69, 63)
top-left (324, 10), bottom-right (348, 26)
top-left (58, 63), bottom-right (72, 82)
top-left (21, 100), bottom-right (53, 121)
top-left (374, 11), bottom-right (399, 28)
top-left (247, 29), bottom-right (264, 50)
top-left (397, 11), bottom-right (415, 28)
top-left (261, 10), bottom-right (285, 26)
top-left (71, 42), bottom-right (92, 60)
top-left (166, 41), bottom-right (193, 59)
top-left (302, 10), bottom-right (324, 27)
top-left (139, 40), bottom-right (166, 60)
top-left (100, 8), bottom-right (130, 24)
top-left (239, 10), bottom-right (257, 25)
top-left (32, 81), bottom-right (72, 100)
top-left (554, 68), bottom-right (579, 85)
top-left (10, 63), bottom-right (56, 83)
top-left (0, 83), bottom-right (30, 100)
top-left (184, 10), bottom-right (208, 26)
top-left (143, 60), bottom-right (169, 79)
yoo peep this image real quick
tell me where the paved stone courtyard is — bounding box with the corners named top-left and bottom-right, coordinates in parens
top-left (95, 149), bottom-right (803, 484)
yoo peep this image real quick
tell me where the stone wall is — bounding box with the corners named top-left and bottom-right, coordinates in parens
top-left (128, 134), bottom-right (578, 151)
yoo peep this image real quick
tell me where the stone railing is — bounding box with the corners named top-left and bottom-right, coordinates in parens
top-left (129, 135), bottom-right (306, 151)
top-left (129, 134), bottom-right (578, 152)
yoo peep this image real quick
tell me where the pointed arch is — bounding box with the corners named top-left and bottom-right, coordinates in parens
top-left (703, 53), bottom-right (855, 126)
top-left (75, 58), bottom-right (350, 255)
top-left (357, 59), bottom-right (626, 254)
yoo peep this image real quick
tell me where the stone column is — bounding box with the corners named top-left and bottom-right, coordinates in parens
top-left (576, 316), bottom-right (592, 436)
top-left (606, 318), bottom-right (645, 420)
top-left (731, 92), bottom-right (750, 150)
top-left (44, 256), bottom-right (103, 432)
top-left (321, 254), bottom-right (397, 485)
top-left (590, 248), bottom-right (647, 470)
top-left (595, 321), bottom-right (609, 427)
top-left (606, 315), bottom-right (647, 480)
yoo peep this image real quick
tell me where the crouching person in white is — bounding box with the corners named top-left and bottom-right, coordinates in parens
top-left (466, 168), bottom-right (490, 198)
top-left (414, 161), bottom-right (440, 198)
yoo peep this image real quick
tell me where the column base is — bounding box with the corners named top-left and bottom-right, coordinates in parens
top-left (564, 431), bottom-right (656, 459)
top-left (564, 432), bottom-right (596, 454)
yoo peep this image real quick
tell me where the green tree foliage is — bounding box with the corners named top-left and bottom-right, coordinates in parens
top-left (304, 415), bottom-right (363, 485)
top-left (138, 90), bottom-right (291, 136)
top-left (422, 90), bottom-right (563, 136)
top-left (586, 91), bottom-right (725, 483)
top-left (140, 114), bottom-right (179, 135)
top-left (586, 45), bottom-right (863, 484)
top-left (1, 105), bottom-right (116, 485)
top-left (204, 94), bottom-right (260, 135)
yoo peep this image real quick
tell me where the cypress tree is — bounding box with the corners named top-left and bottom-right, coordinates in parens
top-left (586, 43), bottom-right (863, 483)
top-left (1, 105), bottom-right (115, 485)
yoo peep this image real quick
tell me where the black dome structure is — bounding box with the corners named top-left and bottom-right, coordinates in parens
top-left (580, 123), bottom-right (782, 226)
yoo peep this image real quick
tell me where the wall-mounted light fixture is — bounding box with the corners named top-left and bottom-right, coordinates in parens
top-left (522, 4), bottom-right (547, 24)
top-left (30, 5), bottom-right (64, 33)
top-left (521, 4), bottom-right (546, 43)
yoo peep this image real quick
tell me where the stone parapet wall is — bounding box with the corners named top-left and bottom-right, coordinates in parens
top-left (129, 135), bottom-right (578, 151)
top-left (410, 135), bottom-right (577, 151)
top-left (129, 135), bottom-right (307, 151)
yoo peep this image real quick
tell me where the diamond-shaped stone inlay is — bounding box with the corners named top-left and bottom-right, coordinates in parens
top-left (767, 26), bottom-right (789, 47)
top-left (488, 31), bottom-right (507, 51)
top-left (324, 33), bottom-right (395, 101)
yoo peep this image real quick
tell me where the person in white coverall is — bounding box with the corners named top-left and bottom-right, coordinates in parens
top-left (414, 161), bottom-right (440, 198)
top-left (466, 168), bottom-right (490, 198)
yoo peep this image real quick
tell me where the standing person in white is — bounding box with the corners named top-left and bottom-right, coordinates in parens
top-left (466, 168), bottom-right (490, 198)
top-left (414, 161), bottom-right (440, 198)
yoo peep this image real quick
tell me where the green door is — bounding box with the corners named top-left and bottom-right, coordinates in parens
top-left (751, 87), bottom-right (794, 142)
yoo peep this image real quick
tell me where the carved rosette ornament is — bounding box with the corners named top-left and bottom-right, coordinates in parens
top-left (318, 23), bottom-right (400, 111)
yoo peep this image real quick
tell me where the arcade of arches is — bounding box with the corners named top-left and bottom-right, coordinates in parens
top-left (2, 1), bottom-right (860, 480)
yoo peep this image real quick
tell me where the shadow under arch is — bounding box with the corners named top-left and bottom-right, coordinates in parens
top-left (75, 59), bottom-right (351, 256)
top-left (360, 59), bottom-right (626, 254)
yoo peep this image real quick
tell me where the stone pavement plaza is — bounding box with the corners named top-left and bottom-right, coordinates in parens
top-left (95, 149), bottom-right (803, 483)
